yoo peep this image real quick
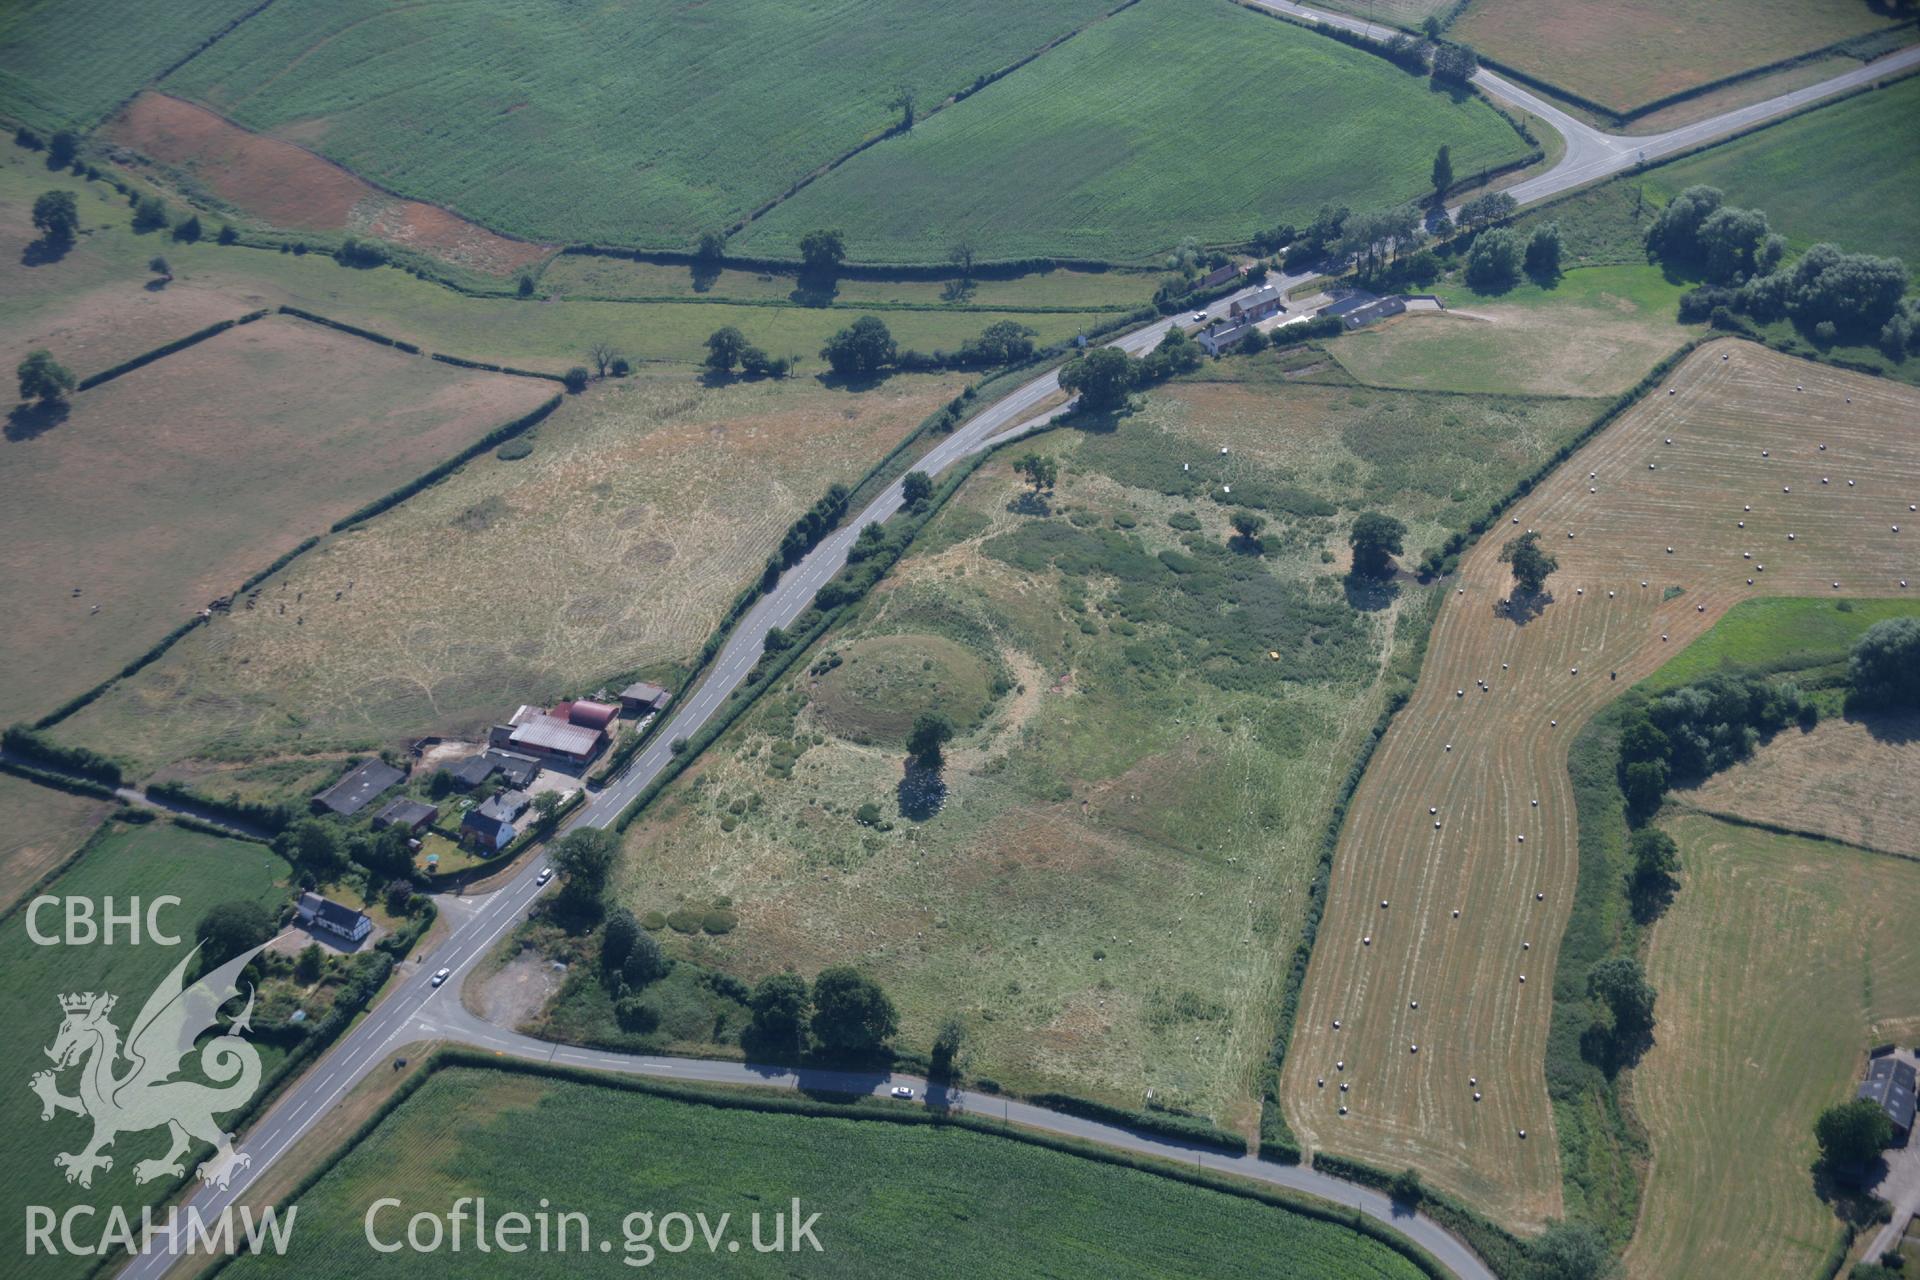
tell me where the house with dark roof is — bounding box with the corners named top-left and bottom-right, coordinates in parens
top-left (461, 790), bottom-right (531, 853)
top-left (374, 797), bottom-right (438, 834)
top-left (1199, 262), bottom-right (1243, 290)
top-left (296, 892), bottom-right (372, 944)
top-left (1859, 1050), bottom-right (1917, 1141)
top-left (311, 759), bottom-right (406, 817)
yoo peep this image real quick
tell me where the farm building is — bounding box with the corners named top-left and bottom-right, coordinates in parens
top-left (494, 704), bottom-right (606, 764)
top-left (461, 789), bottom-right (531, 853)
top-left (448, 748), bottom-right (540, 791)
top-left (620, 681), bottom-right (672, 715)
top-left (1337, 295), bottom-right (1408, 329)
top-left (310, 759), bottom-right (406, 817)
top-left (373, 797), bottom-right (439, 834)
top-left (554, 698), bottom-right (620, 730)
top-left (296, 892), bottom-right (372, 944)
top-left (1858, 1049), bottom-right (1917, 1142)
top-left (1229, 283), bottom-right (1284, 322)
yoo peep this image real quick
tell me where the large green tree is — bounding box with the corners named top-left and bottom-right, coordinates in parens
top-left (1058, 345), bottom-right (1140, 412)
top-left (549, 827), bottom-right (619, 916)
top-left (1430, 145), bottom-right (1453, 200)
top-left (1014, 452), bottom-right (1057, 495)
top-left (810, 966), bottom-right (897, 1054)
top-left (705, 325), bottom-right (748, 373)
top-left (1530, 1220), bottom-right (1617, 1280)
top-left (1347, 512), bottom-right (1406, 579)
top-left (1849, 616), bottom-right (1920, 710)
top-left (16, 349), bottom-right (76, 406)
top-left (907, 711), bottom-right (955, 770)
top-left (31, 190), bottom-right (79, 248)
top-left (798, 228), bottom-right (847, 275)
top-left (748, 972), bottom-right (811, 1052)
top-left (1499, 530), bottom-right (1558, 596)
top-left (195, 900), bottom-right (275, 968)
top-left (821, 315), bottom-right (896, 375)
top-left (1814, 1098), bottom-right (1894, 1168)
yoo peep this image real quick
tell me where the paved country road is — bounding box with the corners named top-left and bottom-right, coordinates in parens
top-left (114, 22), bottom-right (1919, 1279)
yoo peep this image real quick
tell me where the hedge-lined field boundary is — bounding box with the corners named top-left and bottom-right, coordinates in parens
top-left (328, 394), bottom-right (561, 532)
top-left (276, 304), bottom-right (420, 352)
top-left (75, 308), bottom-right (268, 390)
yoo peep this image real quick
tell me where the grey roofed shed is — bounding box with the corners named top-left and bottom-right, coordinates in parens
top-left (311, 759), bottom-right (405, 817)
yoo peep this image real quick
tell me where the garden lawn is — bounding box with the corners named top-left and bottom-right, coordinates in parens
top-left (736, 0), bottom-right (1531, 264)
top-left (0, 818), bottom-right (293, 1279)
top-left (158, 0), bottom-right (1118, 249)
top-left (225, 1065), bottom-right (1430, 1279)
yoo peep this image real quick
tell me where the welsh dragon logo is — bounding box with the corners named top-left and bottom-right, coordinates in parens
top-left (31, 943), bottom-right (267, 1191)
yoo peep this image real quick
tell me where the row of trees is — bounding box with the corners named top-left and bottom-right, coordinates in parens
top-left (1655, 185), bottom-right (1912, 350)
top-left (746, 967), bottom-right (899, 1056)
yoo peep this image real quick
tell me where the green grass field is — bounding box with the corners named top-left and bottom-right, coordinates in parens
top-left (1623, 814), bottom-right (1920, 1280)
top-left (1328, 264), bottom-right (1696, 396)
top-left (0, 0), bottom-right (260, 129)
top-left (736, 0), bottom-right (1531, 263)
top-left (226, 1065), bottom-right (1429, 1279)
top-left (1644, 77), bottom-right (1920, 265)
top-left (609, 365), bottom-right (1600, 1119)
top-left (0, 818), bottom-right (293, 1279)
top-left (158, 0), bottom-right (1117, 250)
top-left (1641, 596), bottom-right (1920, 691)
top-left (1451, 0), bottom-right (1897, 116)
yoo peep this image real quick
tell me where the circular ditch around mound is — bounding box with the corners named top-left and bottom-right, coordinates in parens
top-left (810, 633), bottom-right (993, 744)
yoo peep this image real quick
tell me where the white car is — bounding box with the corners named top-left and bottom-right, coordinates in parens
top-left (1190, 311), bottom-right (1209, 324)
top-left (430, 967), bottom-right (452, 988)
top-left (890, 1086), bottom-right (915, 1100)
top-left (536, 867), bottom-right (553, 886)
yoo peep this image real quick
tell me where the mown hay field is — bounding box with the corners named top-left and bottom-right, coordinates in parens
top-left (613, 363), bottom-right (1601, 1122)
top-left (735, 0), bottom-right (1532, 264)
top-left (1450, 0), bottom-right (1898, 116)
top-left (1, 314), bottom-right (553, 727)
top-left (1327, 266), bottom-right (1697, 398)
top-left (0, 818), bottom-right (293, 1279)
top-left (56, 371), bottom-right (962, 775)
top-left (225, 1065), bottom-right (1431, 1280)
top-left (158, 0), bottom-right (1118, 250)
top-left (1677, 709), bottom-right (1920, 857)
top-left (1622, 815), bottom-right (1920, 1280)
top-left (1280, 339), bottom-right (1920, 1227)
top-left (0, 772), bottom-right (109, 910)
